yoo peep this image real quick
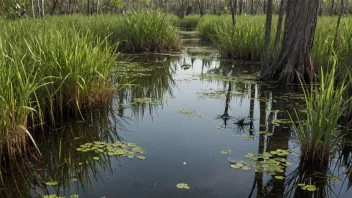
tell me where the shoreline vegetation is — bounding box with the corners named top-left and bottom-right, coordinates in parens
top-left (0, 10), bottom-right (182, 164)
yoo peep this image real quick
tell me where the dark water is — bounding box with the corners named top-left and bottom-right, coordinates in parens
top-left (2, 32), bottom-right (352, 198)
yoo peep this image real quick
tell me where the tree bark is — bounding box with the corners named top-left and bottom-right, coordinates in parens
top-left (261, 0), bottom-right (273, 73)
top-left (260, 0), bottom-right (319, 83)
top-left (334, 0), bottom-right (345, 48)
top-left (250, 0), bottom-right (254, 14)
top-left (272, 0), bottom-right (286, 59)
top-left (230, 0), bottom-right (237, 27)
top-left (331, 0), bottom-right (335, 15)
top-left (239, 0), bottom-right (242, 14)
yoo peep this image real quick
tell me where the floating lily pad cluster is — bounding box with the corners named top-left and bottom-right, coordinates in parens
top-left (243, 135), bottom-right (255, 140)
top-left (221, 150), bottom-right (232, 155)
top-left (258, 131), bottom-right (274, 136)
top-left (116, 61), bottom-right (153, 78)
top-left (229, 149), bottom-right (294, 177)
top-left (175, 109), bottom-right (196, 117)
top-left (298, 183), bottom-right (317, 191)
top-left (197, 90), bottom-right (245, 99)
top-left (76, 141), bottom-right (146, 160)
top-left (133, 97), bottom-right (160, 105)
top-left (176, 183), bottom-right (191, 190)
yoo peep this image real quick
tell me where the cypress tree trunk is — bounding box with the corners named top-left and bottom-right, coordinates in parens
top-left (260, 0), bottom-right (319, 83)
top-left (334, 0), bottom-right (345, 48)
top-left (272, 0), bottom-right (286, 59)
top-left (261, 0), bottom-right (273, 73)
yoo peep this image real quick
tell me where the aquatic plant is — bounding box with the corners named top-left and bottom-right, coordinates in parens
top-left (117, 10), bottom-right (181, 52)
top-left (290, 64), bottom-right (347, 166)
top-left (179, 15), bottom-right (201, 30)
top-left (198, 15), bottom-right (352, 66)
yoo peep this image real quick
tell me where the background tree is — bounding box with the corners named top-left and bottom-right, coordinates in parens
top-left (261, 0), bottom-right (320, 83)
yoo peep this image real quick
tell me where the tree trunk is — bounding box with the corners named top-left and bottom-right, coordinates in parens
top-left (230, 0), bottom-right (237, 27)
top-left (239, 0), bottom-right (242, 14)
top-left (51, 0), bottom-right (58, 14)
top-left (272, 0), bottom-right (285, 59)
top-left (261, 0), bottom-right (273, 73)
top-left (331, 0), bottom-right (335, 15)
top-left (32, 0), bottom-right (36, 18)
top-left (250, 0), bottom-right (254, 14)
top-left (260, 0), bottom-right (319, 83)
top-left (334, 0), bottom-right (344, 48)
top-left (87, 0), bottom-right (90, 15)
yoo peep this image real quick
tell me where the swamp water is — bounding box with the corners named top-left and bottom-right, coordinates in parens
top-left (2, 32), bottom-right (352, 198)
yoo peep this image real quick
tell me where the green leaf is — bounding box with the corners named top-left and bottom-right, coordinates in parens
top-left (46, 181), bottom-right (58, 186)
top-left (137, 156), bottom-right (146, 160)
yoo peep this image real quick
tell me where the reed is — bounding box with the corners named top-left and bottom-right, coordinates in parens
top-left (198, 15), bottom-right (352, 64)
top-left (290, 63), bottom-right (347, 166)
top-left (180, 14), bottom-right (201, 30)
top-left (116, 10), bottom-right (181, 52)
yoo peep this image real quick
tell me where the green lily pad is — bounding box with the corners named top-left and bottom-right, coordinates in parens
top-left (137, 156), bottom-right (146, 160)
top-left (176, 183), bottom-right (191, 189)
top-left (93, 156), bottom-right (100, 160)
top-left (46, 181), bottom-right (58, 186)
top-left (274, 176), bottom-right (284, 180)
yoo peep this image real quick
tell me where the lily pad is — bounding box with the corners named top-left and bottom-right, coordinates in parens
top-left (176, 183), bottom-right (191, 190)
top-left (137, 156), bottom-right (146, 160)
top-left (274, 176), bottom-right (284, 180)
top-left (46, 181), bottom-right (58, 186)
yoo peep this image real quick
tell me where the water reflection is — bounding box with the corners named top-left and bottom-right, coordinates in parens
top-left (1, 32), bottom-right (352, 198)
top-left (1, 109), bottom-right (126, 197)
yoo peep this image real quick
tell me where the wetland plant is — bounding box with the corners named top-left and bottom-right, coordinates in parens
top-left (117, 10), bottom-right (181, 52)
top-left (290, 64), bottom-right (347, 167)
top-left (179, 15), bottom-right (201, 30)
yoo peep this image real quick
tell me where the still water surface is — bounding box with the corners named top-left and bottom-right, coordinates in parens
top-left (3, 32), bottom-right (352, 198)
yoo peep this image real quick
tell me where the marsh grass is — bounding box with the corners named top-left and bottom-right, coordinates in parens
top-left (117, 10), bottom-right (181, 52)
top-left (290, 63), bottom-right (347, 165)
top-left (0, 18), bottom-right (117, 167)
top-left (198, 15), bottom-right (268, 60)
top-left (180, 15), bottom-right (201, 30)
top-left (198, 15), bottom-right (352, 64)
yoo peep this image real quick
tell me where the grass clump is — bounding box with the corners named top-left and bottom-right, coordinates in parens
top-left (198, 15), bottom-right (267, 60)
top-left (290, 63), bottom-right (347, 166)
top-left (180, 15), bottom-right (201, 30)
top-left (117, 10), bottom-right (181, 52)
top-left (198, 15), bottom-right (352, 64)
top-left (0, 19), bottom-right (117, 161)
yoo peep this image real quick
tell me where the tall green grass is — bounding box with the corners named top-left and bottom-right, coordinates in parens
top-left (198, 15), bottom-right (352, 64)
top-left (0, 18), bottom-right (117, 162)
top-left (290, 63), bottom-right (347, 165)
top-left (198, 15), bottom-right (269, 60)
top-left (116, 11), bottom-right (181, 52)
top-left (180, 15), bottom-right (201, 30)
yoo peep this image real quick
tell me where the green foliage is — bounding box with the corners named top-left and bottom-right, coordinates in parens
top-left (179, 14), bottom-right (201, 30)
top-left (198, 15), bottom-right (352, 64)
top-left (198, 15), bottom-right (267, 60)
top-left (0, 0), bottom-right (30, 19)
top-left (0, 18), bottom-right (117, 159)
top-left (290, 62), bottom-right (347, 164)
top-left (116, 10), bottom-right (181, 52)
